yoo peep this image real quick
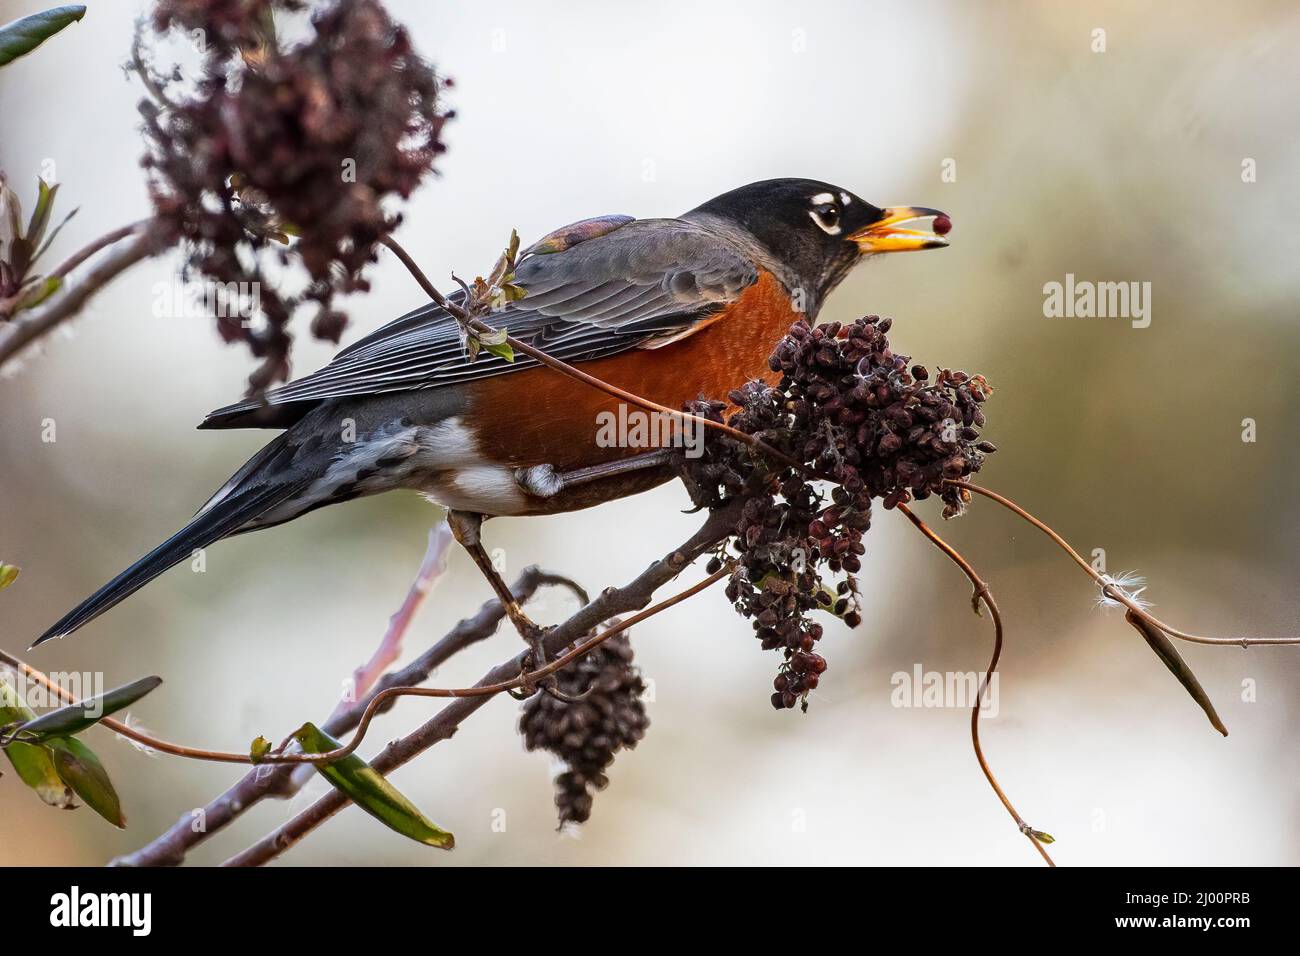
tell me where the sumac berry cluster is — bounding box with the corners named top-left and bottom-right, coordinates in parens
top-left (142, 0), bottom-right (451, 393)
top-left (684, 317), bottom-right (995, 711)
top-left (518, 634), bottom-right (649, 826)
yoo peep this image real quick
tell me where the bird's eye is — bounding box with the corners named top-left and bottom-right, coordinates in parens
top-left (810, 203), bottom-right (841, 235)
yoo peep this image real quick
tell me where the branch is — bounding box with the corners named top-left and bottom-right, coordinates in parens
top-left (328, 523), bottom-right (454, 724)
top-left (221, 499), bottom-right (742, 866)
top-left (376, 234), bottom-right (815, 476)
top-left (947, 480), bottom-right (1300, 647)
top-left (897, 504), bottom-right (1056, 867)
top-left (109, 565), bottom-right (569, 867)
top-left (0, 222), bottom-right (163, 368)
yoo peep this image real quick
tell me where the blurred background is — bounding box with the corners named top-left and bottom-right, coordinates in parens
top-left (1, 0), bottom-right (1297, 866)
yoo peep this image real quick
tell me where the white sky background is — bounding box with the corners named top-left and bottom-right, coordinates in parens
top-left (0, 0), bottom-right (1297, 866)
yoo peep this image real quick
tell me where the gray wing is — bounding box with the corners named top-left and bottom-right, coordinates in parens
top-left (200, 218), bottom-right (757, 429)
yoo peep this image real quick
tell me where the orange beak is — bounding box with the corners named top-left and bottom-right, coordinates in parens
top-left (851, 207), bottom-right (951, 253)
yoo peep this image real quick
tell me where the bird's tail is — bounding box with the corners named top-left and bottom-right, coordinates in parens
top-left (32, 477), bottom-right (310, 648)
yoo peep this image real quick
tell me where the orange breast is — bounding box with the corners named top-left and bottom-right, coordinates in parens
top-left (464, 271), bottom-right (799, 470)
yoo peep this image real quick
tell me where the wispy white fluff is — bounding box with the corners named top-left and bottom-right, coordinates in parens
top-left (1095, 570), bottom-right (1151, 612)
top-left (114, 713), bottom-right (162, 757)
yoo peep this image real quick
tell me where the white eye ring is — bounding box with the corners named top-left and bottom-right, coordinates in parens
top-left (809, 203), bottom-right (841, 235)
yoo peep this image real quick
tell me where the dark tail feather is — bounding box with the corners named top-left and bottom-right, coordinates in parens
top-left (32, 480), bottom-right (309, 648)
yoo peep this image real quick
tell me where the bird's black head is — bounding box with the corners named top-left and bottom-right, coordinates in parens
top-left (686, 178), bottom-right (949, 310)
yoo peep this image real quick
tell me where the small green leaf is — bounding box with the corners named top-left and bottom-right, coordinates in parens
top-left (0, 677), bottom-right (34, 723)
top-left (1031, 829), bottom-right (1055, 844)
top-left (0, 563), bottom-right (19, 590)
top-left (12, 675), bottom-right (162, 742)
top-left (293, 722), bottom-right (454, 849)
top-left (483, 340), bottom-right (514, 363)
top-left (0, 5), bottom-right (86, 67)
top-left (6, 740), bottom-right (75, 808)
top-left (249, 735), bottom-right (272, 763)
top-left (1125, 610), bottom-right (1228, 737)
top-left (1, 680), bottom-right (78, 812)
top-left (25, 178), bottom-right (57, 252)
top-left (475, 325), bottom-right (508, 346)
top-left (47, 735), bottom-right (125, 828)
top-left (15, 275), bottom-right (61, 312)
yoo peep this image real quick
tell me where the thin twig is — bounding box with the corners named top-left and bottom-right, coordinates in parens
top-left (222, 500), bottom-right (742, 866)
top-left (4, 565), bottom-right (723, 769)
top-left (109, 566), bottom-right (565, 866)
top-left (0, 226), bottom-right (163, 368)
top-left (275, 561), bottom-right (732, 766)
top-left (327, 523), bottom-right (454, 724)
top-left (947, 480), bottom-right (1300, 647)
top-left (377, 234), bottom-right (817, 477)
top-left (897, 503), bottom-right (1055, 867)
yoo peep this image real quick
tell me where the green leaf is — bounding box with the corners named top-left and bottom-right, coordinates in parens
top-left (0, 679), bottom-right (76, 810)
top-left (15, 275), bottom-right (61, 312)
top-left (293, 722), bottom-right (454, 849)
top-left (483, 340), bottom-right (514, 363)
top-left (12, 675), bottom-right (162, 742)
top-left (25, 179), bottom-right (57, 253)
top-left (0, 5), bottom-right (86, 67)
top-left (475, 325), bottom-right (508, 346)
top-left (1031, 829), bottom-right (1056, 844)
top-left (47, 735), bottom-right (125, 827)
top-left (1125, 610), bottom-right (1228, 737)
top-left (0, 563), bottom-right (19, 590)
top-left (249, 735), bottom-right (272, 763)
top-left (6, 740), bottom-right (75, 808)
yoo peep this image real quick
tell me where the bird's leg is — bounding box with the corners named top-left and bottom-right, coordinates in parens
top-left (512, 450), bottom-right (675, 500)
top-left (548, 449), bottom-right (675, 489)
top-left (446, 509), bottom-right (552, 697)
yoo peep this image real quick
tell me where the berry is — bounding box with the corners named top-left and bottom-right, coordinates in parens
top-left (519, 634), bottom-right (648, 826)
top-left (677, 314), bottom-right (995, 711)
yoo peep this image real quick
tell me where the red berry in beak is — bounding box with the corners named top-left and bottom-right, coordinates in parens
top-left (933, 214), bottom-right (952, 236)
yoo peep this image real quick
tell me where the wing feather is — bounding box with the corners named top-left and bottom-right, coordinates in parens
top-left (201, 218), bottom-right (758, 428)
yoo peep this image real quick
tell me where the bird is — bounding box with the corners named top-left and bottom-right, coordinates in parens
top-left (34, 178), bottom-right (949, 647)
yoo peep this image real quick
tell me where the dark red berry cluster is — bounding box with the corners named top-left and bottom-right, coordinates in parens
top-left (141, 0), bottom-right (451, 393)
top-left (683, 317), bottom-right (995, 711)
top-left (518, 634), bottom-right (649, 826)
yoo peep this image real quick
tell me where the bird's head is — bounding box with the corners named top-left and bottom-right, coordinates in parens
top-left (686, 177), bottom-right (950, 311)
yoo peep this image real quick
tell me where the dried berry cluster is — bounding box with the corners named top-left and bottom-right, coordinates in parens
top-left (519, 634), bottom-right (649, 826)
top-left (142, 0), bottom-right (451, 391)
top-left (683, 317), bottom-right (995, 710)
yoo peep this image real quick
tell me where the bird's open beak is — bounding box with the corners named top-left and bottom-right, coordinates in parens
top-left (851, 207), bottom-right (951, 253)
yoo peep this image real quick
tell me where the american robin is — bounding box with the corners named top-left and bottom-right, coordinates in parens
top-left (35, 178), bottom-right (949, 647)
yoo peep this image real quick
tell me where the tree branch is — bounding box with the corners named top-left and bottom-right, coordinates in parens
top-left (109, 565), bottom-right (571, 867)
top-left (897, 503), bottom-right (1055, 867)
top-left (0, 223), bottom-right (163, 368)
top-left (220, 499), bottom-right (742, 867)
top-left (947, 480), bottom-right (1300, 647)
